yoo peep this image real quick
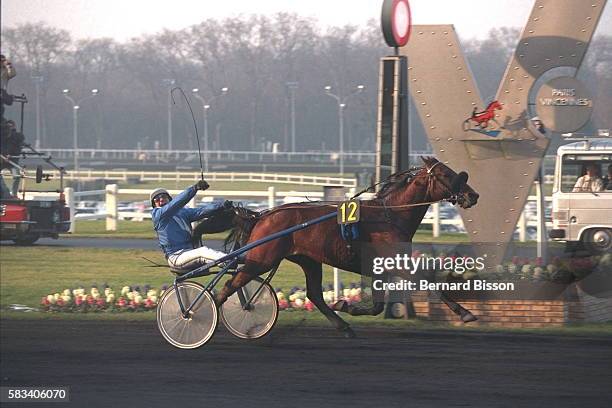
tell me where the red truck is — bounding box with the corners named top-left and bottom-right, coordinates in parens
top-left (0, 194), bottom-right (71, 245)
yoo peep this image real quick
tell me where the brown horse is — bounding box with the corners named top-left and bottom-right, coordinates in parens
top-left (216, 157), bottom-right (480, 337)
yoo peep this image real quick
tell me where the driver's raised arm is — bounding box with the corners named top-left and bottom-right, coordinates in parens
top-left (185, 201), bottom-right (225, 222)
top-left (154, 186), bottom-right (197, 220)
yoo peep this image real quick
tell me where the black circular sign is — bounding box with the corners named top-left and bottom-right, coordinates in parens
top-left (381, 0), bottom-right (412, 48)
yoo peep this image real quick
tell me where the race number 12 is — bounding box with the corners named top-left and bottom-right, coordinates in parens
top-left (337, 200), bottom-right (360, 225)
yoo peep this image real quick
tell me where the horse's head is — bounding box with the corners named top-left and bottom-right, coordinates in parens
top-left (489, 100), bottom-right (503, 111)
top-left (420, 157), bottom-right (479, 209)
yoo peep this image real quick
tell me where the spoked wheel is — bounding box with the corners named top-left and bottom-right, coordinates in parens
top-left (220, 278), bottom-right (278, 339)
top-left (157, 282), bottom-right (218, 349)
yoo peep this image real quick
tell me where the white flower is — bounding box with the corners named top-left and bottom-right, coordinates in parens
top-left (134, 295), bottom-right (143, 304)
top-left (61, 295), bottom-right (71, 303)
top-left (106, 294), bottom-right (115, 303)
top-left (121, 286), bottom-right (130, 295)
top-left (63, 289), bottom-right (71, 296)
top-left (47, 295), bottom-right (56, 304)
top-left (521, 264), bottom-right (533, 274)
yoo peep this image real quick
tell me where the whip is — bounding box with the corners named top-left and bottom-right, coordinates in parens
top-left (170, 87), bottom-right (205, 181)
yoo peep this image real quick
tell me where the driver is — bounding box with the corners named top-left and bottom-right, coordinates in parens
top-left (151, 180), bottom-right (233, 271)
top-left (572, 163), bottom-right (604, 193)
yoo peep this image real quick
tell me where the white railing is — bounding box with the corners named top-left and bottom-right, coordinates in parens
top-left (63, 184), bottom-right (550, 242)
top-left (23, 169), bottom-right (357, 188)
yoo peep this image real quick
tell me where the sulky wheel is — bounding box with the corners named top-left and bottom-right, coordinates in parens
top-left (220, 278), bottom-right (278, 339)
top-left (157, 281), bottom-right (218, 349)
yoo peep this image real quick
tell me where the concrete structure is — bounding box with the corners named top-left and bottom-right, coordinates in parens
top-left (400, 0), bottom-right (607, 265)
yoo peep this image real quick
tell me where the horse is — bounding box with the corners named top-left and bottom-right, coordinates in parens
top-left (215, 157), bottom-right (480, 337)
top-left (464, 100), bottom-right (502, 130)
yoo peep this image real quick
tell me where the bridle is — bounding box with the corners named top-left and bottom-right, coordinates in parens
top-left (365, 161), bottom-right (463, 209)
top-left (424, 161), bottom-right (462, 207)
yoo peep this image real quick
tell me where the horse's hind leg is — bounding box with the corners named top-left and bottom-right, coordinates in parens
top-left (293, 256), bottom-right (356, 338)
top-left (214, 263), bottom-right (264, 306)
top-left (438, 292), bottom-right (477, 323)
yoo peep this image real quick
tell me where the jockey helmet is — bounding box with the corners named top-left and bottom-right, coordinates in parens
top-left (150, 188), bottom-right (171, 207)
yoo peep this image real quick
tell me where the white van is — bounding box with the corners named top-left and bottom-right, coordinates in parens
top-left (549, 138), bottom-right (612, 253)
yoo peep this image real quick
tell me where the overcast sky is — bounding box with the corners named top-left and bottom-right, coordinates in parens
top-left (2, 0), bottom-right (611, 42)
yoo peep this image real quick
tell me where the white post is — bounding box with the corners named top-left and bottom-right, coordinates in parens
top-left (518, 211), bottom-right (527, 242)
top-left (106, 184), bottom-right (118, 231)
top-left (333, 267), bottom-right (340, 302)
top-left (535, 170), bottom-right (548, 263)
top-left (64, 187), bottom-right (75, 233)
top-left (432, 202), bottom-right (440, 238)
top-left (268, 186), bottom-right (276, 209)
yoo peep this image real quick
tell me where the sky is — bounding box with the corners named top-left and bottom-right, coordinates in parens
top-left (2, 0), bottom-right (610, 42)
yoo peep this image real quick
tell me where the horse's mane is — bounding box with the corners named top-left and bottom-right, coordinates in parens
top-left (375, 166), bottom-right (423, 199)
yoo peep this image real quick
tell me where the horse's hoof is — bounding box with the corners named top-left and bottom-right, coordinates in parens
top-left (461, 312), bottom-right (478, 323)
top-left (332, 300), bottom-right (349, 313)
top-left (341, 327), bottom-right (357, 339)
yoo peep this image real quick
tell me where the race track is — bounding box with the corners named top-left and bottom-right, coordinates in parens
top-left (1, 320), bottom-right (611, 408)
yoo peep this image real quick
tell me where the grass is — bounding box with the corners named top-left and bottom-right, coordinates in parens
top-left (0, 246), bottom-right (359, 310)
top-left (1, 246), bottom-right (611, 336)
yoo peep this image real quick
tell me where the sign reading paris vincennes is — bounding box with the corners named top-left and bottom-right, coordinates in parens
top-left (535, 76), bottom-right (593, 133)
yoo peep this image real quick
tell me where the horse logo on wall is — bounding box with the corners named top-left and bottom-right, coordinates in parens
top-left (463, 100), bottom-right (503, 137)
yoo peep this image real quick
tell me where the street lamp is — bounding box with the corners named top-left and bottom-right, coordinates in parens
top-left (324, 84), bottom-right (365, 175)
top-left (286, 82), bottom-right (299, 152)
top-left (191, 87), bottom-right (229, 173)
top-left (62, 88), bottom-right (99, 186)
top-left (31, 75), bottom-right (43, 149)
top-left (162, 79), bottom-right (176, 150)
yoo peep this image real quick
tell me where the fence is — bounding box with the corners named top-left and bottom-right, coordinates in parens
top-left (59, 184), bottom-right (550, 241)
top-left (24, 169), bottom-right (357, 188)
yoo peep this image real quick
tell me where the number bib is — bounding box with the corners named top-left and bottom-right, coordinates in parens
top-left (337, 200), bottom-right (360, 225)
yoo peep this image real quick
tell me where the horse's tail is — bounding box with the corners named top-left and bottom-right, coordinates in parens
top-left (223, 206), bottom-right (261, 252)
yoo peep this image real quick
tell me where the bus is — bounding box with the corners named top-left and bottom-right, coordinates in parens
top-left (549, 138), bottom-right (612, 253)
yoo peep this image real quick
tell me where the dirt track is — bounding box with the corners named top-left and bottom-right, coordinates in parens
top-left (1, 319), bottom-right (611, 408)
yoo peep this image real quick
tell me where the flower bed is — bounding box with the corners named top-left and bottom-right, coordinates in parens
top-left (39, 283), bottom-right (368, 313)
top-left (275, 283), bottom-right (369, 311)
top-left (40, 284), bottom-right (166, 313)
